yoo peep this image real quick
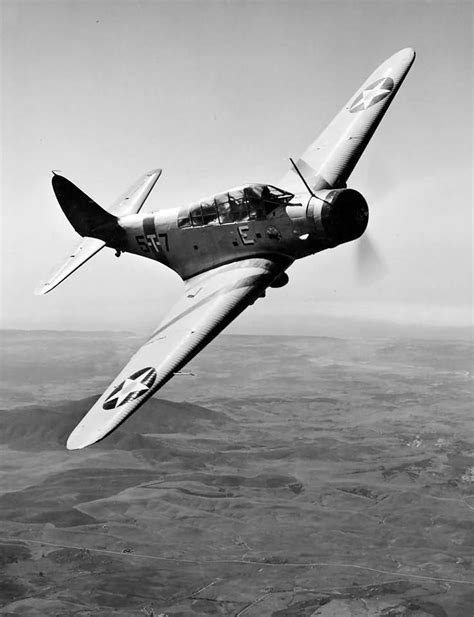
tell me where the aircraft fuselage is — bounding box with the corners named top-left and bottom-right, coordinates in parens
top-left (115, 184), bottom-right (369, 280)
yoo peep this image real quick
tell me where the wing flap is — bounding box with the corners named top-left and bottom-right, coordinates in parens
top-left (66, 257), bottom-right (291, 449)
top-left (35, 236), bottom-right (106, 295)
top-left (280, 48), bottom-right (415, 194)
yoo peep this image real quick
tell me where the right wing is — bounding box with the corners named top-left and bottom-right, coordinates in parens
top-left (66, 256), bottom-right (292, 449)
top-left (279, 48), bottom-right (415, 194)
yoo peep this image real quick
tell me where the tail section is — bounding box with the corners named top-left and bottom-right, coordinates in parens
top-left (279, 48), bottom-right (416, 194)
top-left (36, 169), bottom-right (162, 295)
top-left (52, 174), bottom-right (120, 241)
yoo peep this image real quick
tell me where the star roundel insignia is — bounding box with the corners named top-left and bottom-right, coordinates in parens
top-left (103, 367), bottom-right (157, 410)
top-left (349, 77), bottom-right (394, 113)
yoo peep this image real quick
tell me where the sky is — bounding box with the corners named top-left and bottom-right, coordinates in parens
top-left (1, 0), bottom-right (472, 339)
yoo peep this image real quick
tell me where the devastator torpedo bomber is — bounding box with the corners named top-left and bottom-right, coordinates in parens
top-left (37, 48), bottom-right (416, 450)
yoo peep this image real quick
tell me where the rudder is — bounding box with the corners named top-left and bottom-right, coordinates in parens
top-left (52, 173), bottom-right (119, 241)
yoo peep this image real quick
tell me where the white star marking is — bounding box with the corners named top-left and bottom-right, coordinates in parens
top-left (360, 85), bottom-right (391, 108)
top-left (350, 79), bottom-right (393, 112)
top-left (110, 372), bottom-right (153, 407)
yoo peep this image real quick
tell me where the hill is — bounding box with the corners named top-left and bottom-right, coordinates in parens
top-left (0, 395), bottom-right (232, 450)
top-left (0, 332), bottom-right (472, 616)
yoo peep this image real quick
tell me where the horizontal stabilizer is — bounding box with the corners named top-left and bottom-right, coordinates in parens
top-left (35, 237), bottom-right (106, 295)
top-left (108, 168), bottom-right (162, 216)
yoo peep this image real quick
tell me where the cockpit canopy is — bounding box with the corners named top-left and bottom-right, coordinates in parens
top-left (177, 184), bottom-right (294, 228)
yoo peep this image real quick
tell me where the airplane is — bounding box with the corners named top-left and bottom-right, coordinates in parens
top-left (36, 48), bottom-right (416, 450)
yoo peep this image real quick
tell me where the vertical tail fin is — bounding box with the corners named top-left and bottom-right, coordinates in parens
top-left (52, 174), bottom-right (119, 240)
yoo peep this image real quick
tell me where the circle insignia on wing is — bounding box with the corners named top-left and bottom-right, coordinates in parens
top-left (349, 77), bottom-right (394, 113)
top-left (102, 367), bottom-right (157, 410)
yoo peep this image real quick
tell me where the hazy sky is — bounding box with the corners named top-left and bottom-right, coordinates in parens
top-left (1, 0), bottom-right (472, 338)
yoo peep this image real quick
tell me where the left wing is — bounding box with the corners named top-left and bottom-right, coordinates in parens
top-left (66, 257), bottom-right (292, 449)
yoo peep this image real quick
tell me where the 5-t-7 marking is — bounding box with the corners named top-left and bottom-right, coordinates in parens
top-left (135, 232), bottom-right (169, 253)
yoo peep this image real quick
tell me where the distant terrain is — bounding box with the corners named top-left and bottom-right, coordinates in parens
top-left (0, 330), bottom-right (473, 616)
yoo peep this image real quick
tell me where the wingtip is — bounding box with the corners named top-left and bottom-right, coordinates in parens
top-left (35, 279), bottom-right (56, 295)
top-left (371, 47), bottom-right (416, 83)
top-left (402, 47), bottom-right (416, 62)
top-left (392, 47), bottom-right (416, 65)
top-left (66, 418), bottom-right (108, 450)
top-left (66, 437), bottom-right (86, 451)
top-left (66, 428), bottom-right (96, 450)
top-left (35, 284), bottom-right (49, 296)
top-left (147, 168), bottom-right (162, 177)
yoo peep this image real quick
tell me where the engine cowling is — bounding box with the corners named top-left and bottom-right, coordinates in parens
top-left (311, 188), bottom-right (369, 246)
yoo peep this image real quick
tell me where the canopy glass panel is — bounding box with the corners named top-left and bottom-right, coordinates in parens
top-left (177, 184), bottom-right (294, 228)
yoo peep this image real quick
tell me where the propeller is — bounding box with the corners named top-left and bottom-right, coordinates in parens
top-left (289, 155), bottom-right (389, 285)
top-left (355, 232), bottom-right (387, 284)
top-left (352, 154), bottom-right (396, 285)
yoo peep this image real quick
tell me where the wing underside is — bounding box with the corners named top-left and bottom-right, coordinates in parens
top-left (66, 256), bottom-right (291, 449)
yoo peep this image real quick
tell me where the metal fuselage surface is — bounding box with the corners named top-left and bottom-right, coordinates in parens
top-left (115, 184), bottom-right (368, 281)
